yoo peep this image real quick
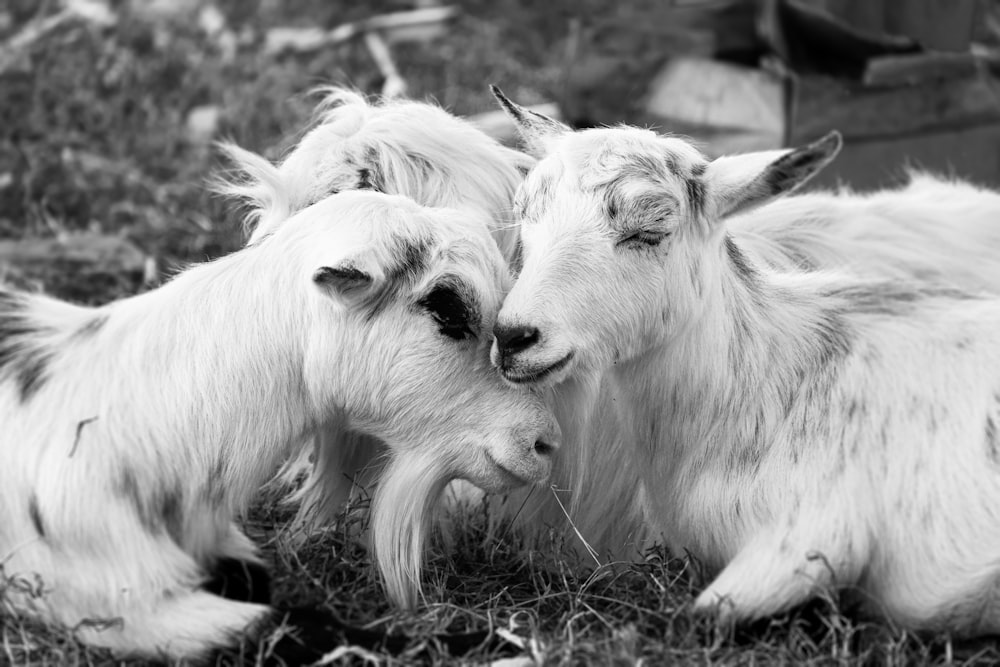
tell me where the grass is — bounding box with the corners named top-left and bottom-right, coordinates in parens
top-left (3, 1), bottom-right (1000, 665)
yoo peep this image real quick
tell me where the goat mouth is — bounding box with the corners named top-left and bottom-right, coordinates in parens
top-left (482, 452), bottom-right (531, 488)
top-left (502, 351), bottom-right (575, 385)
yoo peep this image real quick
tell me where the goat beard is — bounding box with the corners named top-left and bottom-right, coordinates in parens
top-left (370, 450), bottom-right (451, 609)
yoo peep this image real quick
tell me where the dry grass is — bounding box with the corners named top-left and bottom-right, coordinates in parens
top-left (4, 1), bottom-right (1000, 665)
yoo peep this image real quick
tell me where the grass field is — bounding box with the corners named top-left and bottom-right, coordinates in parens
top-left (3, 2), bottom-right (1000, 664)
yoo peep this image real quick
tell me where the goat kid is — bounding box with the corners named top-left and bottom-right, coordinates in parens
top-left (217, 88), bottom-right (535, 536)
top-left (489, 87), bottom-right (1000, 561)
top-left (491, 94), bottom-right (1000, 635)
top-left (0, 191), bottom-right (558, 661)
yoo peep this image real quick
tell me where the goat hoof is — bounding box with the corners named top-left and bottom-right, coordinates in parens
top-left (203, 558), bottom-right (272, 604)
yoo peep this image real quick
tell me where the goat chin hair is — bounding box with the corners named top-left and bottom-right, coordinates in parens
top-left (370, 449), bottom-right (455, 610)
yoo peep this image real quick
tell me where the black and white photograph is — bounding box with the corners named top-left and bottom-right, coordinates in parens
top-left (3, 0), bottom-right (1000, 664)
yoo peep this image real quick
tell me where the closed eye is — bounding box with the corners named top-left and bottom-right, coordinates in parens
top-left (417, 283), bottom-right (476, 341)
top-left (617, 229), bottom-right (670, 248)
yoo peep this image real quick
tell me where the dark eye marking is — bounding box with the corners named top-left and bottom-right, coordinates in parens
top-left (417, 283), bottom-right (476, 341)
top-left (358, 168), bottom-right (375, 190)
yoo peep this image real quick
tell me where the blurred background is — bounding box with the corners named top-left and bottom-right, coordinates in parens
top-left (4, 0), bottom-right (1000, 302)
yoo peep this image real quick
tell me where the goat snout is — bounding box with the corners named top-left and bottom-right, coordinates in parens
top-left (502, 413), bottom-right (561, 485)
top-left (494, 323), bottom-right (541, 359)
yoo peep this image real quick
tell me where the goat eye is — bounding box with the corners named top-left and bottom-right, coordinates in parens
top-left (417, 285), bottom-right (476, 341)
top-left (618, 230), bottom-right (669, 248)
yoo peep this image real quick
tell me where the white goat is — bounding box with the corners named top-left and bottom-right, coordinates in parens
top-left (218, 87), bottom-right (531, 258)
top-left (491, 93), bottom-right (1000, 635)
top-left (216, 88), bottom-right (536, 535)
top-left (0, 191), bottom-right (558, 661)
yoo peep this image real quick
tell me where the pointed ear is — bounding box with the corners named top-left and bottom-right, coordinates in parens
top-left (490, 84), bottom-right (570, 159)
top-left (703, 131), bottom-right (842, 219)
top-left (499, 145), bottom-right (537, 176)
top-left (312, 253), bottom-right (381, 304)
top-left (213, 141), bottom-right (291, 242)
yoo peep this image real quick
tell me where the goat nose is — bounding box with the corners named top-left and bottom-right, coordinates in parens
top-left (494, 324), bottom-right (541, 356)
top-left (533, 415), bottom-right (561, 457)
top-left (534, 439), bottom-right (557, 459)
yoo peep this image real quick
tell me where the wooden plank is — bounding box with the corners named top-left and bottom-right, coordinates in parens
top-left (805, 122), bottom-right (1000, 192)
top-left (882, 0), bottom-right (978, 52)
top-left (862, 52), bottom-right (979, 87)
top-left (789, 70), bottom-right (1000, 144)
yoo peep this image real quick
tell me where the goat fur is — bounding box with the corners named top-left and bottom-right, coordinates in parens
top-left (493, 96), bottom-right (1000, 634)
top-left (0, 190), bottom-right (557, 659)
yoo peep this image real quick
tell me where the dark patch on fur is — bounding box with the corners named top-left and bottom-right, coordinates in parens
top-left (987, 414), bottom-right (1000, 466)
top-left (388, 237), bottom-right (430, 287)
top-left (117, 470), bottom-right (185, 543)
top-left (74, 314), bottom-right (109, 338)
top-left (160, 491), bottom-right (184, 543)
top-left (510, 235), bottom-right (524, 276)
top-left (730, 414), bottom-right (766, 475)
top-left (364, 235), bottom-right (433, 319)
top-left (685, 176), bottom-right (705, 216)
top-left (814, 313), bottom-right (853, 367)
top-left (201, 458), bottom-right (229, 508)
top-left (725, 236), bottom-right (759, 289)
top-left (357, 168), bottom-right (375, 190)
top-left (690, 162), bottom-right (707, 177)
top-left (28, 494), bottom-right (45, 537)
top-left (0, 290), bottom-right (54, 402)
top-left (16, 351), bottom-right (51, 400)
top-left (605, 195), bottom-right (618, 221)
top-left (822, 282), bottom-right (983, 316)
top-left (778, 310), bottom-right (853, 464)
top-left (359, 147), bottom-right (385, 192)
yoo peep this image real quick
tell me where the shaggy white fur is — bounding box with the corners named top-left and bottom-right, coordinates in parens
top-left (0, 191), bottom-right (558, 660)
top-left (215, 88), bottom-right (535, 537)
top-left (493, 90), bottom-right (1000, 634)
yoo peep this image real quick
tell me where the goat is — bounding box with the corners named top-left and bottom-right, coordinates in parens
top-left (217, 87), bottom-right (531, 259)
top-left (216, 88), bottom-right (536, 537)
top-left (0, 190), bottom-right (559, 661)
top-left (490, 90), bottom-right (1000, 635)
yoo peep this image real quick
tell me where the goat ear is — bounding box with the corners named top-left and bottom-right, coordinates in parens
top-left (213, 142), bottom-right (290, 243)
top-left (703, 131), bottom-right (842, 219)
top-left (490, 84), bottom-right (570, 158)
top-left (312, 255), bottom-right (379, 303)
top-left (500, 145), bottom-right (537, 176)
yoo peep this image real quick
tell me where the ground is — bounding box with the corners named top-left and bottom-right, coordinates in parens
top-left (2, 1), bottom-right (999, 665)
